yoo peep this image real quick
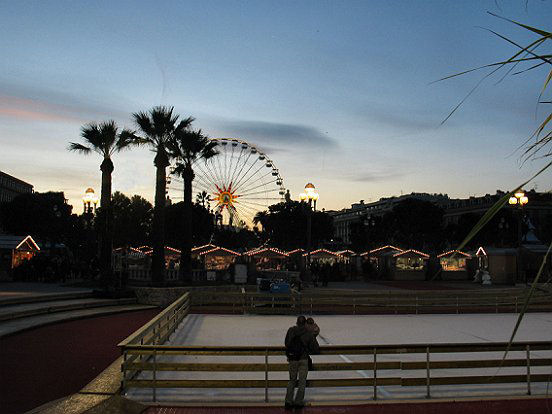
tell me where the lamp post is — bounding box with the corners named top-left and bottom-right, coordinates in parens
top-left (509, 190), bottom-right (528, 284)
top-left (82, 188), bottom-right (99, 233)
top-left (300, 183), bottom-right (319, 281)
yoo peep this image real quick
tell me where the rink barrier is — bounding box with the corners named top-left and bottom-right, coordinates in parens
top-left (188, 288), bottom-right (552, 315)
top-left (119, 340), bottom-right (552, 402)
top-left (118, 292), bottom-right (190, 398)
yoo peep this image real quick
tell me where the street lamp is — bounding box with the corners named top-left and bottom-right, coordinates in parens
top-left (82, 187), bottom-right (99, 215)
top-left (509, 190), bottom-right (529, 284)
top-left (300, 183), bottom-right (319, 281)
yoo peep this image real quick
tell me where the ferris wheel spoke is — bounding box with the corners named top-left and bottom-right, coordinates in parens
top-left (230, 149), bottom-right (253, 189)
top-left (233, 162), bottom-right (267, 195)
top-left (223, 143), bottom-right (229, 185)
top-left (237, 188), bottom-right (279, 198)
top-left (194, 161), bottom-right (223, 191)
top-left (194, 163), bottom-right (219, 189)
top-left (236, 171), bottom-right (275, 194)
top-left (192, 177), bottom-right (212, 193)
top-left (237, 187), bottom-right (280, 198)
top-left (232, 205), bottom-right (255, 224)
top-left (193, 159), bottom-right (217, 188)
top-left (241, 197), bottom-right (282, 201)
top-left (215, 153), bottom-right (227, 187)
top-left (236, 199), bottom-right (274, 209)
top-left (235, 202), bottom-right (258, 216)
top-left (228, 146), bottom-right (245, 186)
top-left (227, 141), bottom-right (236, 186)
top-left (231, 154), bottom-right (259, 191)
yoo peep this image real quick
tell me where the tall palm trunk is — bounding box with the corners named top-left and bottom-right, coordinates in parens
top-left (99, 158), bottom-right (114, 291)
top-left (179, 166), bottom-right (194, 282)
top-left (152, 149), bottom-right (169, 285)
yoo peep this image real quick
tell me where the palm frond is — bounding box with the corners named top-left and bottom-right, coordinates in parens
top-left (456, 159), bottom-right (552, 252)
top-left (67, 142), bottom-right (91, 154)
top-left (133, 111), bottom-right (155, 142)
top-left (115, 129), bottom-right (141, 153)
top-left (486, 11), bottom-right (552, 38)
top-left (499, 239), bottom-right (552, 364)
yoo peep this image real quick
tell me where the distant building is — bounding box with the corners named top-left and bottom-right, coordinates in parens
top-left (442, 190), bottom-right (552, 227)
top-left (328, 189), bottom-right (552, 246)
top-left (328, 193), bottom-right (450, 244)
top-left (0, 171), bottom-right (33, 204)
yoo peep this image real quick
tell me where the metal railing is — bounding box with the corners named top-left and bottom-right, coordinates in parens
top-left (189, 288), bottom-right (552, 315)
top-left (120, 340), bottom-right (552, 402)
top-left (118, 292), bottom-right (190, 395)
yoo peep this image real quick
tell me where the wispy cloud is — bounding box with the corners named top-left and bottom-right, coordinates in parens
top-left (0, 95), bottom-right (83, 123)
top-left (0, 81), bottom-right (133, 124)
top-left (328, 168), bottom-right (405, 183)
top-left (214, 119), bottom-right (338, 149)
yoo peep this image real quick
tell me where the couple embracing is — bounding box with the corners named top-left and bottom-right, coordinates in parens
top-left (284, 316), bottom-right (320, 410)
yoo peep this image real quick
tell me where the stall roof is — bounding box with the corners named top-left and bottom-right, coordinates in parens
top-left (287, 248), bottom-right (306, 256)
top-left (144, 246), bottom-right (181, 256)
top-left (437, 250), bottom-right (471, 258)
top-left (245, 247), bottom-right (289, 258)
top-left (114, 247), bottom-right (148, 257)
top-left (0, 235), bottom-right (40, 251)
top-left (199, 246), bottom-right (241, 257)
top-left (302, 249), bottom-right (342, 258)
top-left (362, 245), bottom-right (403, 256)
top-left (393, 249), bottom-right (429, 259)
top-left (192, 244), bottom-right (218, 254)
top-left (337, 249), bottom-right (357, 256)
top-left (135, 245), bottom-right (152, 253)
top-left (476, 246), bottom-right (517, 256)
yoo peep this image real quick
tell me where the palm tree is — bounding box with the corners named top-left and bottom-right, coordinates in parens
top-left (68, 120), bottom-right (137, 290)
top-left (196, 190), bottom-right (211, 210)
top-left (133, 106), bottom-right (193, 285)
top-left (168, 127), bottom-right (218, 282)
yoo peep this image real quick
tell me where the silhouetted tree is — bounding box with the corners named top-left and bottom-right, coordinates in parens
top-left (164, 201), bottom-right (214, 250)
top-left (111, 192), bottom-right (153, 248)
top-left (382, 199), bottom-right (444, 252)
top-left (0, 192), bottom-right (73, 244)
top-left (254, 201), bottom-right (333, 250)
top-left (167, 127), bottom-right (218, 282)
top-left (133, 106), bottom-right (193, 285)
top-left (68, 121), bottom-right (138, 289)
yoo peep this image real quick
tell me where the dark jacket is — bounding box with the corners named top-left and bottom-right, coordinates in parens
top-left (285, 325), bottom-right (320, 360)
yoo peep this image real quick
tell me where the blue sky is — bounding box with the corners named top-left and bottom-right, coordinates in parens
top-left (1, 0), bottom-right (551, 214)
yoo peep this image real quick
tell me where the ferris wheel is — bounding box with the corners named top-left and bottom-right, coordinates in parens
top-left (168, 138), bottom-right (286, 227)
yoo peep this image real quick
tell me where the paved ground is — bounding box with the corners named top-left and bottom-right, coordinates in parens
top-left (1, 308), bottom-right (160, 414)
top-left (127, 312), bottom-right (552, 404)
top-left (0, 282), bottom-right (92, 299)
top-left (142, 398), bottom-right (552, 414)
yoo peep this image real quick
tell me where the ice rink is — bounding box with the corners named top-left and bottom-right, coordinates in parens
top-left (127, 312), bottom-right (552, 404)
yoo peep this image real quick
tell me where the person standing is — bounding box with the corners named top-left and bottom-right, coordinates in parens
top-left (284, 315), bottom-right (320, 410)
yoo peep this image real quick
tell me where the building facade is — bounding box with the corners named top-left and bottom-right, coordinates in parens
top-left (0, 171), bottom-right (33, 204)
top-left (329, 193), bottom-right (450, 244)
top-left (329, 190), bottom-right (552, 246)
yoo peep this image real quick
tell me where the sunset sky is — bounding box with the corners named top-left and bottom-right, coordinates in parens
top-left (2, 0), bottom-right (551, 214)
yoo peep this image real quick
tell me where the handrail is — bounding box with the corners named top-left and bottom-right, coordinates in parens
top-left (118, 292), bottom-right (190, 346)
top-left (121, 339), bottom-right (552, 401)
top-left (120, 340), bottom-right (552, 354)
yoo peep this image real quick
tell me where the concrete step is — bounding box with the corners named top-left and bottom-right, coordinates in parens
top-left (0, 291), bottom-right (93, 307)
top-left (0, 304), bottom-right (158, 338)
top-left (0, 297), bottom-right (137, 321)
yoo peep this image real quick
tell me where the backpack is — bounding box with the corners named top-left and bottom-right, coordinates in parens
top-left (286, 333), bottom-right (305, 361)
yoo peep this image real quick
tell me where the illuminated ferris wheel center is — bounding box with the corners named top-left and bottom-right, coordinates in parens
top-left (168, 138), bottom-right (286, 227)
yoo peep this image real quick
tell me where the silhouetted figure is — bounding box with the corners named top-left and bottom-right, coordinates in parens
top-left (284, 315), bottom-right (320, 409)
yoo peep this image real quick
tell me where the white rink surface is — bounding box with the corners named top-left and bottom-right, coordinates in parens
top-left (127, 313), bottom-right (552, 404)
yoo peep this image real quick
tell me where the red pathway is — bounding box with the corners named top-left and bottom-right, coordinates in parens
top-left (144, 398), bottom-right (552, 414)
top-left (0, 308), bottom-right (159, 414)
